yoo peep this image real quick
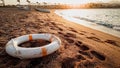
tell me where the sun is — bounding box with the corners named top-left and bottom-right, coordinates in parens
top-left (69, 0), bottom-right (99, 4)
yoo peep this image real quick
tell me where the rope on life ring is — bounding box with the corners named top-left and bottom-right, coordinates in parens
top-left (5, 34), bottom-right (61, 59)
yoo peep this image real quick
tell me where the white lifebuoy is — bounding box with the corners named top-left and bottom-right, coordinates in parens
top-left (5, 34), bottom-right (61, 59)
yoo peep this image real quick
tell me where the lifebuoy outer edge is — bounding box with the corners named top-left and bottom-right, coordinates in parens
top-left (5, 33), bottom-right (61, 59)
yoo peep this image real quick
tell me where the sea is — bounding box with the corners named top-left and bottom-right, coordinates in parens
top-left (55, 9), bottom-right (120, 38)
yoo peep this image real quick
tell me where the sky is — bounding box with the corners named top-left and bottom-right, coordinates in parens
top-left (30, 0), bottom-right (120, 4)
top-left (1, 0), bottom-right (120, 5)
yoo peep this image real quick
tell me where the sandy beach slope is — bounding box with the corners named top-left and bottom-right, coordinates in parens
top-left (0, 7), bottom-right (120, 68)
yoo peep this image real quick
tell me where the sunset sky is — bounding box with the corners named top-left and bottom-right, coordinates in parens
top-left (30, 0), bottom-right (120, 4)
top-left (1, 0), bottom-right (120, 5)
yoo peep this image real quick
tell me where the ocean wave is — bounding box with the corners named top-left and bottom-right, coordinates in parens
top-left (73, 16), bottom-right (120, 31)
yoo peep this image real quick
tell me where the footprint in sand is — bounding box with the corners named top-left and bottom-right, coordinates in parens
top-left (50, 27), bottom-right (58, 30)
top-left (55, 26), bottom-right (63, 31)
top-left (69, 28), bottom-right (78, 33)
top-left (65, 38), bottom-right (75, 44)
top-left (75, 41), bottom-right (82, 47)
top-left (63, 32), bottom-right (77, 44)
top-left (105, 40), bottom-right (120, 47)
top-left (75, 55), bottom-right (86, 60)
top-left (86, 36), bottom-right (103, 43)
top-left (64, 33), bottom-right (76, 38)
top-left (58, 27), bottom-right (63, 31)
top-left (79, 33), bottom-right (85, 35)
top-left (80, 44), bottom-right (90, 51)
top-left (51, 22), bottom-right (56, 26)
top-left (79, 51), bottom-right (93, 59)
top-left (50, 24), bottom-right (64, 31)
top-left (58, 31), bottom-right (64, 35)
top-left (75, 42), bottom-right (90, 51)
top-left (75, 41), bottom-right (93, 59)
top-left (90, 51), bottom-right (106, 61)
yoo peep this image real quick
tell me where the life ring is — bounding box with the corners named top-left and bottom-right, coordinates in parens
top-left (5, 34), bottom-right (61, 59)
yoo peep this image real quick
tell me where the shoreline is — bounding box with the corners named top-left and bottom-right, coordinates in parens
top-left (0, 7), bottom-right (120, 68)
top-left (55, 9), bottom-right (120, 38)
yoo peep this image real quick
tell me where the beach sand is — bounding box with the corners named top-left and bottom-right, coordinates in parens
top-left (0, 7), bottom-right (120, 68)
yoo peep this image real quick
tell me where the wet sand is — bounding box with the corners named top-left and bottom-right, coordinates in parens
top-left (0, 7), bottom-right (120, 68)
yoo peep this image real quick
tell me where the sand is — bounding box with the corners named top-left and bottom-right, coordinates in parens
top-left (0, 7), bottom-right (120, 68)
top-left (19, 39), bottom-right (50, 47)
